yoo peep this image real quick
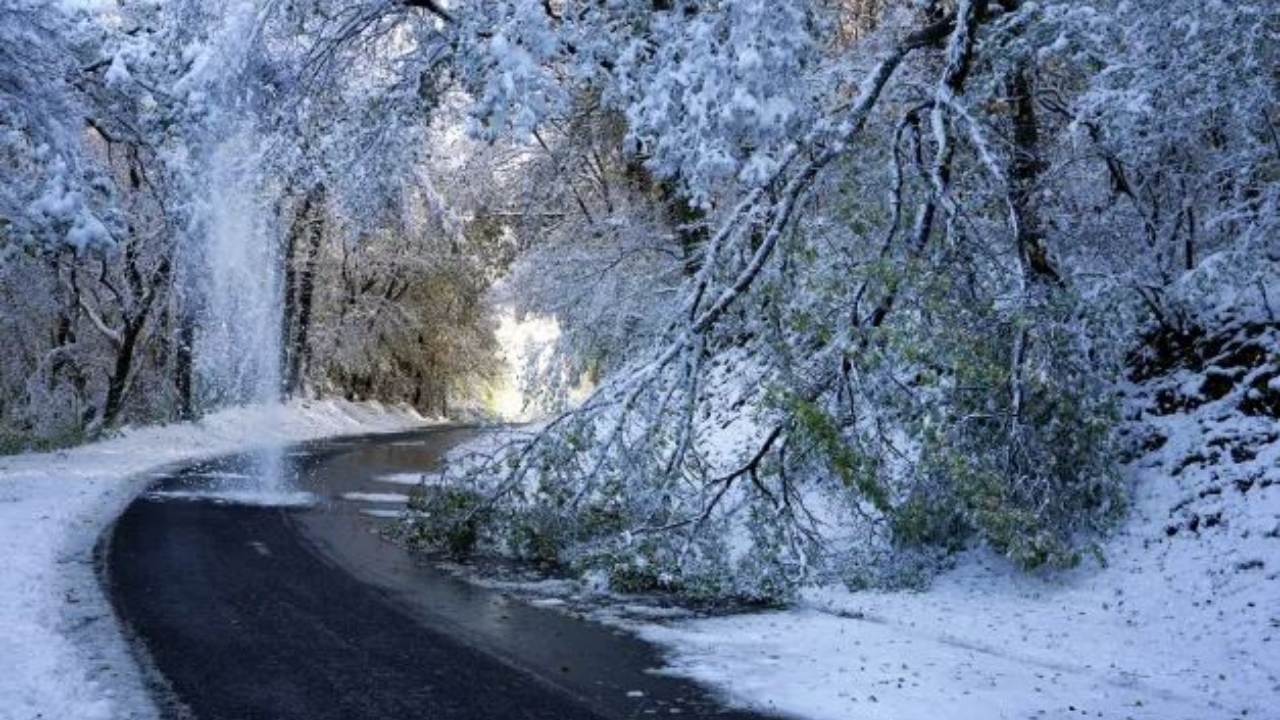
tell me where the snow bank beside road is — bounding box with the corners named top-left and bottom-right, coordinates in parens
top-left (430, 329), bottom-right (1279, 719)
top-left (0, 400), bottom-right (429, 720)
top-left (632, 386), bottom-right (1280, 719)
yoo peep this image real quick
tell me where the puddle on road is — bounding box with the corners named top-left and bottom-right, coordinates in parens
top-left (144, 455), bottom-right (321, 506)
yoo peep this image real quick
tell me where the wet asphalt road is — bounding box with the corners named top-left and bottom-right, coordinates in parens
top-left (103, 427), bottom-right (775, 720)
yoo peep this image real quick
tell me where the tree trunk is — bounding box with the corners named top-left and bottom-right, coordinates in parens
top-left (290, 190), bottom-right (325, 392)
top-left (280, 202), bottom-right (299, 392)
top-left (98, 254), bottom-right (171, 431)
top-left (1006, 69), bottom-right (1061, 287)
top-left (282, 185), bottom-right (325, 395)
top-left (174, 306), bottom-right (195, 420)
top-left (101, 320), bottom-right (141, 428)
top-left (660, 179), bottom-right (709, 276)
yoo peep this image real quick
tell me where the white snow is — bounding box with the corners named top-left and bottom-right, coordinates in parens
top-left (145, 489), bottom-right (319, 506)
top-left (103, 53), bottom-right (130, 86)
top-left (438, 369), bottom-right (1278, 719)
top-left (629, 395), bottom-right (1280, 720)
top-left (340, 492), bottom-right (410, 503)
top-left (0, 399), bottom-right (430, 720)
top-left (375, 471), bottom-right (435, 486)
top-left (391, 342), bottom-right (1280, 720)
top-left (7, 391), bottom-right (1273, 720)
top-left (490, 306), bottom-right (564, 421)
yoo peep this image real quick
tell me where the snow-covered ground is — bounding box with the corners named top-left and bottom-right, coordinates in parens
top-left (0, 400), bottom-right (429, 720)
top-left (628, 393), bottom-right (1280, 719)
top-left (4, 388), bottom-right (1275, 720)
top-left (433, 350), bottom-right (1279, 719)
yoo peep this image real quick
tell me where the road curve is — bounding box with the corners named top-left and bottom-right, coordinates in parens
top-left (102, 427), bottom-right (776, 720)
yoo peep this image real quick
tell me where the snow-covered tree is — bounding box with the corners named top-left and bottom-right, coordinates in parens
top-left (0, 0), bottom-right (117, 255)
top-left (396, 0), bottom-right (1278, 598)
top-left (2, 0), bottom-right (1274, 600)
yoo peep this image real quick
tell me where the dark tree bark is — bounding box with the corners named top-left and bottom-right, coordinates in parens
top-left (174, 304), bottom-right (195, 420)
top-left (281, 185), bottom-right (326, 395)
top-left (99, 254), bottom-right (171, 429)
top-left (1005, 57), bottom-right (1062, 288)
top-left (280, 204), bottom-right (299, 390)
top-left (661, 180), bottom-right (709, 276)
top-left (101, 321), bottom-right (141, 428)
top-left (290, 212), bottom-right (323, 391)
top-left (402, 0), bottom-right (453, 23)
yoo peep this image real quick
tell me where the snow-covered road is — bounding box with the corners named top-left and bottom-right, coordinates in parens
top-left (0, 401), bottom-right (429, 720)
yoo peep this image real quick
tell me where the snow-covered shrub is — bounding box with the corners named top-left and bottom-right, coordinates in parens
top-left (402, 485), bottom-right (485, 555)
top-left (903, 302), bottom-right (1123, 569)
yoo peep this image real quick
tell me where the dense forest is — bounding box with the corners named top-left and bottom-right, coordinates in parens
top-left (2, 0), bottom-right (1277, 598)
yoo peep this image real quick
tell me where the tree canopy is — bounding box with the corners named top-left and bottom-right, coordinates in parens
top-left (1, 0), bottom-right (1276, 597)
